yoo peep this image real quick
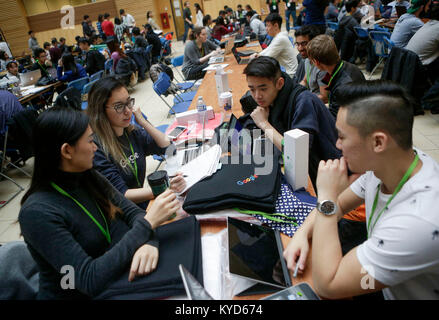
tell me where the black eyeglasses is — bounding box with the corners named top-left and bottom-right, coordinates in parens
top-left (107, 98), bottom-right (135, 114)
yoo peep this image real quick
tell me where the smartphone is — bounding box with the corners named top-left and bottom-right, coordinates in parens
top-left (167, 126), bottom-right (187, 140)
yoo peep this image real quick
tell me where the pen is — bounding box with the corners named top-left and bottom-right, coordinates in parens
top-left (169, 175), bottom-right (188, 179)
top-left (293, 260), bottom-right (300, 278)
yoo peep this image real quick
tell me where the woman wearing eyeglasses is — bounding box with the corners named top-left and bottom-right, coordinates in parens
top-left (19, 107), bottom-right (180, 299)
top-left (87, 76), bottom-right (186, 210)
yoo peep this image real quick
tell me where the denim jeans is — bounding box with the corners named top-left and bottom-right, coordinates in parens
top-left (285, 9), bottom-right (297, 31)
top-left (183, 22), bottom-right (193, 44)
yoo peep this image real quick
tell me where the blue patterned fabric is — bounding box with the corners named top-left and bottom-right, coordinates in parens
top-left (252, 180), bottom-right (316, 237)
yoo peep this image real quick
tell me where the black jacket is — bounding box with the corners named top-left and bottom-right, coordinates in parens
top-left (327, 60), bottom-right (365, 118)
top-left (6, 108), bottom-right (38, 161)
top-left (335, 15), bottom-right (359, 62)
top-left (146, 31), bottom-right (162, 58)
top-left (381, 46), bottom-right (429, 115)
top-left (85, 49), bottom-right (105, 76)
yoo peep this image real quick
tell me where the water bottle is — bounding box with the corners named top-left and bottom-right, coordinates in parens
top-left (197, 96), bottom-right (208, 124)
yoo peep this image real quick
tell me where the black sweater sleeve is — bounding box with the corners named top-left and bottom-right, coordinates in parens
top-left (19, 180), bottom-right (155, 297)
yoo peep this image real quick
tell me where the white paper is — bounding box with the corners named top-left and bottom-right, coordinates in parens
top-left (176, 144), bottom-right (222, 194)
top-left (175, 9), bottom-right (181, 17)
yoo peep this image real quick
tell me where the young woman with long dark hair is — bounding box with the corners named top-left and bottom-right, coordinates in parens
top-left (56, 53), bottom-right (87, 82)
top-left (182, 26), bottom-right (220, 80)
top-left (87, 77), bottom-right (186, 210)
top-left (19, 107), bottom-right (179, 299)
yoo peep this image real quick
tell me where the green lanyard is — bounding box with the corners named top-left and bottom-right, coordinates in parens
top-left (306, 64), bottom-right (311, 88)
top-left (234, 208), bottom-right (298, 226)
top-left (51, 182), bottom-right (111, 244)
top-left (367, 152), bottom-right (419, 237)
top-left (123, 132), bottom-right (142, 187)
top-left (328, 61), bottom-right (344, 106)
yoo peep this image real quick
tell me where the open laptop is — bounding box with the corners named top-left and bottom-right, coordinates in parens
top-left (232, 47), bottom-right (251, 65)
top-left (19, 69), bottom-right (41, 86)
top-left (395, 5), bottom-right (407, 18)
top-left (179, 264), bottom-right (214, 300)
top-left (227, 217), bottom-right (292, 294)
top-left (179, 263), bottom-right (319, 300)
top-left (381, 5), bottom-right (393, 19)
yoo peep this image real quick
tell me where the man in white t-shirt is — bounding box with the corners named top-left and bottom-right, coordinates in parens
top-left (120, 9), bottom-right (136, 32)
top-left (283, 80), bottom-right (439, 300)
top-left (250, 13), bottom-right (298, 78)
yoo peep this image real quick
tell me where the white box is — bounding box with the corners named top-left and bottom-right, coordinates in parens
top-left (176, 106), bottom-right (215, 125)
top-left (214, 73), bottom-right (229, 96)
top-left (284, 129), bottom-right (309, 191)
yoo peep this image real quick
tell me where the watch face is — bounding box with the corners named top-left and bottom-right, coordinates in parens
top-left (321, 201), bottom-right (335, 214)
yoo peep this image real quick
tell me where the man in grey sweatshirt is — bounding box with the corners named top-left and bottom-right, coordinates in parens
top-left (28, 30), bottom-right (40, 54)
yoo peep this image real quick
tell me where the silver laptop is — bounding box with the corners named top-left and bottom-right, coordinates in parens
top-left (19, 69), bottom-right (41, 86)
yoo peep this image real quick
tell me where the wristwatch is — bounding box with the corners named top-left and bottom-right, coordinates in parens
top-left (316, 200), bottom-right (337, 216)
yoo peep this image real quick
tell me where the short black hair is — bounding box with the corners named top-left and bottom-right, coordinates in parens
top-left (226, 8), bottom-right (233, 13)
top-left (346, 0), bottom-right (360, 13)
top-left (219, 10), bottom-right (226, 16)
top-left (43, 42), bottom-right (51, 49)
top-left (28, 30), bottom-right (33, 35)
top-left (120, 9), bottom-right (125, 14)
top-left (336, 80), bottom-right (415, 150)
top-left (295, 24), bottom-right (323, 39)
top-left (84, 15), bottom-right (89, 20)
top-left (78, 37), bottom-right (90, 45)
top-left (33, 47), bottom-right (46, 58)
top-left (265, 13), bottom-right (282, 29)
top-left (104, 13), bottom-right (110, 19)
top-left (51, 37), bottom-right (58, 44)
top-left (60, 37), bottom-right (66, 42)
top-left (245, 11), bottom-right (254, 17)
top-left (132, 27), bottom-right (141, 35)
top-left (243, 56), bottom-right (282, 82)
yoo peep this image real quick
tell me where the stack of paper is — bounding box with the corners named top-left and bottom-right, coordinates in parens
top-left (177, 144), bottom-right (222, 195)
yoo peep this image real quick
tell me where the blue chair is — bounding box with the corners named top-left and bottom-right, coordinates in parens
top-left (104, 59), bottom-right (114, 76)
top-left (145, 45), bottom-right (153, 61)
top-left (67, 76), bottom-right (89, 92)
top-left (354, 26), bottom-right (369, 39)
top-left (327, 22), bottom-right (339, 31)
top-left (368, 30), bottom-right (392, 79)
top-left (160, 72), bottom-right (196, 103)
top-left (153, 72), bottom-right (191, 116)
top-left (383, 36), bottom-right (395, 52)
top-left (171, 55), bottom-right (195, 91)
top-left (80, 79), bottom-right (98, 110)
top-left (89, 70), bottom-right (104, 82)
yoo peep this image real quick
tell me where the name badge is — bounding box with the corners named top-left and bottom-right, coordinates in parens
top-left (273, 5), bottom-right (277, 10)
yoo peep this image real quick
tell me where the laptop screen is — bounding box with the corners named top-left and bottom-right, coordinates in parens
top-left (382, 5), bottom-right (393, 19)
top-left (228, 217), bottom-right (290, 288)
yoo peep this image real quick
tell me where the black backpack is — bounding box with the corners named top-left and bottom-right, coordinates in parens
top-left (54, 87), bottom-right (82, 111)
